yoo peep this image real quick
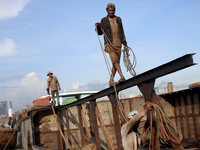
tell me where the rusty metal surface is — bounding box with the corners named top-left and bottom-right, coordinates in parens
top-left (90, 100), bottom-right (101, 150)
top-left (77, 104), bottom-right (86, 146)
top-left (26, 86), bottom-right (200, 149)
top-left (160, 86), bottom-right (200, 143)
top-left (65, 109), bottom-right (72, 146)
top-left (108, 93), bottom-right (123, 150)
top-left (23, 54), bottom-right (198, 150)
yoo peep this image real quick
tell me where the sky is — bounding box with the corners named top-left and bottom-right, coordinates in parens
top-left (0, 0), bottom-right (199, 112)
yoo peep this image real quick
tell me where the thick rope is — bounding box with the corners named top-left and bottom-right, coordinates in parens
top-left (145, 102), bottom-right (183, 150)
top-left (101, 28), bottom-right (137, 76)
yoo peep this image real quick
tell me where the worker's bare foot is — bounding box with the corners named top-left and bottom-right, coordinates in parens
top-left (109, 82), bottom-right (118, 87)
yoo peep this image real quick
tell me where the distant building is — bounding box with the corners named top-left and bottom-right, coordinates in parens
top-left (119, 93), bottom-right (125, 99)
top-left (8, 108), bottom-right (14, 117)
top-left (154, 86), bottom-right (159, 94)
top-left (0, 101), bottom-right (12, 116)
top-left (162, 85), bottom-right (168, 93)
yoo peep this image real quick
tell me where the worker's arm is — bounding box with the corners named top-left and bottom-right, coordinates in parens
top-left (121, 104), bottom-right (153, 138)
top-left (46, 79), bottom-right (50, 95)
top-left (118, 17), bottom-right (127, 47)
top-left (47, 78), bottom-right (50, 89)
top-left (121, 112), bottom-right (145, 138)
top-left (56, 76), bottom-right (61, 90)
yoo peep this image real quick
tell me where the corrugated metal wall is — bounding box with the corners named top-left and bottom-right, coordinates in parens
top-left (160, 87), bottom-right (200, 144)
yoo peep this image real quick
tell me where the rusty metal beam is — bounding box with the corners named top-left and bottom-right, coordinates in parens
top-left (108, 93), bottom-right (123, 150)
top-left (90, 100), bottom-right (101, 150)
top-left (65, 109), bottom-right (72, 146)
top-left (59, 53), bottom-right (195, 110)
top-left (192, 93), bottom-right (198, 139)
top-left (77, 104), bottom-right (86, 146)
top-left (184, 94), bottom-right (191, 140)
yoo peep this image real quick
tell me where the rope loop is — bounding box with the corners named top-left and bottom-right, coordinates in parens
top-left (145, 102), bottom-right (183, 150)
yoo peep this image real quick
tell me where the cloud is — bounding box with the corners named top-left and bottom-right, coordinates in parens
top-left (69, 80), bottom-right (108, 92)
top-left (0, 72), bottom-right (46, 111)
top-left (0, 0), bottom-right (31, 21)
top-left (70, 82), bottom-right (87, 91)
top-left (0, 38), bottom-right (17, 57)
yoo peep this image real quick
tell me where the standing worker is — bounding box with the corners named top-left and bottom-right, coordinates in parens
top-left (46, 71), bottom-right (61, 106)
top-left (121, 104), bottom-right (153, 150)
top-left (95, 3), bottom-right (128, 86)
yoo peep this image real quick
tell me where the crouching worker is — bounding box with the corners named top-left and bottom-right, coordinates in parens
top-left (46, 71), bottom-right (61, 106)
top-left (121, 104), bottom-right (153, 150)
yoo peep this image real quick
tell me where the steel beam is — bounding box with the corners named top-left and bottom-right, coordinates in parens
top-left (77, 104), bottom-right (86, 146)
top-left (108, 93), bottom-right (123, 150)
top-left (90, 100), bottom-right (101, 150)
top-left (65, 109), bottom-right (72, 146)
top-left (59, 54), bottom-right (195, 110)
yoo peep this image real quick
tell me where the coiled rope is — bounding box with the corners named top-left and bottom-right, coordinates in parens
top-left (145, 102), bottom-right (183, 150)
top-left (101, 28), bottom-right (137, 76)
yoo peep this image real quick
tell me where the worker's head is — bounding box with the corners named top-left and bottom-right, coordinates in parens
top-left (128, 111), bottom-right (138, 119)
top-left (47, 71), bottom-right (53, 77)
top-left (106, 3), bottom-right (115, 17)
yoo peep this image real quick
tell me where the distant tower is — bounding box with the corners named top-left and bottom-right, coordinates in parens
top-left (154, 86), bottom-right (159, 94)
top-left (162, 85), bottom-right (168, 93)
top-left (0, 101), bottom-right (12, 115)
top-left (167, 82), bottom-right (173, 93)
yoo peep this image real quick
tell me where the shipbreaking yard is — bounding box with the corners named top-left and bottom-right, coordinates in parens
top-left (1, 53), bottom-right (200, 150)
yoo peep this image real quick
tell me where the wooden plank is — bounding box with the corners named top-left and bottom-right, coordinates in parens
top-left (90, 100), bottom-right (101, 150)
top-left (96, 106), bottom-right (115, 150)
top-left (77, 104), bottom-right (85, 146)
top-left (108, 93), bottom-right (123, 150)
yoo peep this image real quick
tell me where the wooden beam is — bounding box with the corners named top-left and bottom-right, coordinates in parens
top-left (96, 106), bottom-right (115, 150)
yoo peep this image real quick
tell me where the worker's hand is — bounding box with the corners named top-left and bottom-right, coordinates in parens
top-left (95, 22), bottom-right (101, 29)
top-left (46, 88), bottom-right (50, 95)
top-left (125, 46), bottom-right (129, 56)
top-left (95, 22), bottom-right (101, 27)
top-left (146, 104), bottom-right (153, 111)
top-left (59, 87), bottom-right (61, 90)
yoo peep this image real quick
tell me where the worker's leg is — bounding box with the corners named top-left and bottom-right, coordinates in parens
top-left (51, 90), bottom-right (56, 106)
top-left (114, 63), bottom-right (124, 79)
top-left (109, 65), bottom-right (117, 85)
top-left (56, 90), bottom-right (60, 105)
